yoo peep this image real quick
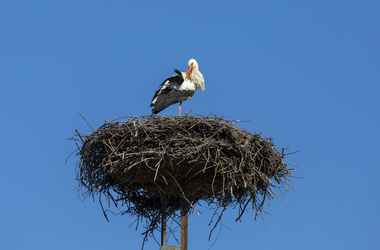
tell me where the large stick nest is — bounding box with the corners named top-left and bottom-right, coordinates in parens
top-left (72, 114), bottom-right (296, 240)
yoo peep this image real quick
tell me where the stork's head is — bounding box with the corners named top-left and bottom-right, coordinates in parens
top-left (186, 59), bottom-right (199, 80)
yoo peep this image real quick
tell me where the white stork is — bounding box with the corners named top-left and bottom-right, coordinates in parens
top-left (150, 59), bottom-right (205, 116)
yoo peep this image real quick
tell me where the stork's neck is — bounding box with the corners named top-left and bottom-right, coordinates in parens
top-left (189, 69), bottom-right (205, 91)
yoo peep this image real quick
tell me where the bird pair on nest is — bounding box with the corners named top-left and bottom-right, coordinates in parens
top-left (150, 59), bottom-right (205, 116)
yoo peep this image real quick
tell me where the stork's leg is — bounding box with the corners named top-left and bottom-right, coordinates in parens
top-left (179, 102), bottom-right (182, 116)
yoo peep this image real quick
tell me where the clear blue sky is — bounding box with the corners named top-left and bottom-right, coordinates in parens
top-left (1, 1), bottom-right (379, 249)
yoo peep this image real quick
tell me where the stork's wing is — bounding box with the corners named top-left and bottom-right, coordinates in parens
top-left (151, 88), bottom-right (195, 114)
top-left (151, 69), bottom-right (184, 104)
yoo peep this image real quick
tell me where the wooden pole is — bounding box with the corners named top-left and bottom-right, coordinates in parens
top-left (161, 186), bottom-right (167, 247)
top-left (181, 180), bottom-right (188, 250)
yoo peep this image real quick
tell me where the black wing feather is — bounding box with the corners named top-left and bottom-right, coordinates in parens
top-left (162, 69), bottom-right (184, 87)
top-left (174, 68), bottom-right (183, 78)
top-left (150, 69), bottom-right (184, 104)
top-left (151, 89), bottom-right (195, 114)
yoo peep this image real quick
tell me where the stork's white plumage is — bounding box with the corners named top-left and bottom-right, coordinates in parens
top-left (150, 59), bottom-right (205, 116)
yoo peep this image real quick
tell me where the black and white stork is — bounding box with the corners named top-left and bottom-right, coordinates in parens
top-left (150, 59), bottom-right (205, 116)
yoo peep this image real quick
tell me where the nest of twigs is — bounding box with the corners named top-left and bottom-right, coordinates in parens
top-left (72, 113), bottom-right (296, 241)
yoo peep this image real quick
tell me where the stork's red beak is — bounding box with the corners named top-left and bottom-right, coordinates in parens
top-left (185, 67), bottom-right (193, 80)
